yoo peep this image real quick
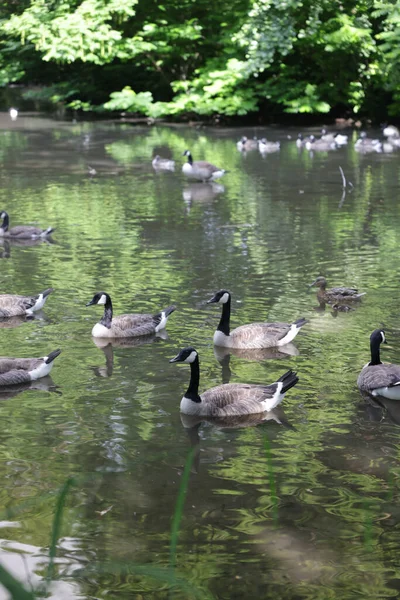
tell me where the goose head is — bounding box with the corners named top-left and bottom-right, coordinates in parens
top-left (207, 290), bottom-right (231, 304)
top-left (0, 211), bottom-right (8, 220)
top-left (86, 292), bottom-right (111, 306)
top-left (370, 328), bottom-right (387, 348)
top-left (308, 276), bottom-right (326, 289)
top-left (170, 347), bottom-right (198, 363)
top-left (182, 150), bottom-right (191, 157)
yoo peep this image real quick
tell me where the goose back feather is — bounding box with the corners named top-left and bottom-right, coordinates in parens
top-left (170, 347), bottom-right (299, 416)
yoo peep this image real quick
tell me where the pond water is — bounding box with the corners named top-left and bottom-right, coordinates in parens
top-left (0, 114), bottom-right (400, 599)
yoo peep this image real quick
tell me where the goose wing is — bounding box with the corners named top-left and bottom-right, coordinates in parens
top-left (200, 382), bottom-right (280, 416)
top-left (9, 226), bottom-right (45, 239)
top-left (230, 322), bottom-right (291, 347)
top-left (0, 294), bottom-right (36, 316)
top-left (111, 313), bottom-right (156, 337)
top-left (359, 363), bottom-right (400, 391)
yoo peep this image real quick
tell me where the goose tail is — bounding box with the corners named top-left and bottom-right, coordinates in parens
top-left (154, 305), bottom-right (176, 332)
top-left (277, 369), bottom-right (299, 394)
top-left (293, 317), bottom-right (308, 328)
top-left (41, 288), bottom-right (54, 299)
top-left (44, 349), bottom-right (61, 364)
top-left (41, 227), bottom-right (54, 237)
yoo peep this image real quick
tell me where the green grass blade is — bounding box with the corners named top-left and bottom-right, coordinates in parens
top-left (46, 476), bottom-right (75, 585)
top-left (170, 447), bottom-right (195, 570)
top-left (0, 563), bottom-right (36, 600)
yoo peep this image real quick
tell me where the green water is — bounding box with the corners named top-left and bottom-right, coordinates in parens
top-left (0, 115), bottom-right (400, 599)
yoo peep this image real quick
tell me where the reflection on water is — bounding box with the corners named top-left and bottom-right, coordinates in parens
top-left (1, 116), bottom-right (400, 598)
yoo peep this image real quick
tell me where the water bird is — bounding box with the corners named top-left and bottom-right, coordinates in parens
top-left (308, 276), bottom-right (366, 304)
top-left (9, 108), bottom-right (18, 121)
top-left (383, 125), bottom-right (399, 138)
top-left (305, 135), bottom-right (336, 151)
top-left (296, 133), bottom-right (313, 148)
top-left (170, 347), bottom-right (299, 416)
top-left (87, 165), bottom-right (97, 177)
top-left (0, 349), bottom-right (61, 386)
top-left (86, 292), bottom-right (176, 338)
top-left (207, 289), bottom-right (307, 349)
top-left (237, 136), bottom-right (258, 151)
top-left (354, 132), bottom-right (382, 153)
top-left (0, 211), bottom-right (54, 239)
top-left (258, 138), bottom-right (280, 153)
top-left (182, 150), bottom-right (227, 182)
top-left (320, 128), bottom-right (348, 145)
top-left (358, 329), bottom-right (400, 399)
top-left (152, 155), bottom-right (175, 171)
top-left (0, 288), bottom-right (53, 317)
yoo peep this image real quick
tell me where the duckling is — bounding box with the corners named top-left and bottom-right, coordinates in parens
top-left (152, 155), bottom-right (175, 171)
top-left (236, 136), bottom-right (258, 152)
top-left (258, 138), bottom-right (280, 153)
top-left (308, 276), bottom-right (366, 304)
top-left (358, 329), bottom-right (400, 399)
top-left (0, 211), bottom-right (54, 239)
top-left (207, 290), bottom-right (307, 349)
top-left (0, 288), bottom-right (53, 317)
top-left (86, 292), bottom-right (176, 338)
top-left (170, 347), bottom-right (299, 416)
top-left (182, 150), bottom-right (227, 182)
top-left (0, 349), bottom-right (61, 386)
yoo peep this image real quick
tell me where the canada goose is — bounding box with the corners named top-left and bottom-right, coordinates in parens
top-left (86, 292), bottom-right (176, 338)
top-left (308, 276), bottom-right (365, 304)
top-left (152, 155), bottom-right (175, 171)
top-left (296, 133), bottom-right (313, 148)
top-left (9, 108), bottom-right (18, 121)
top-left (207, 290), bottom-right (307, 349)
top-left (236, 136), bottom-right (258, 151)
top-left (305, 135), bottom-right (336, 151)
top-left (383, 125), bottom-right (399, 138)
top-left (170, 347), bottom-right (299, 416)
top-left (357, 329), bottom-right (400, 399)
top-left (354, 132), bottom-right (382, 153)
top-left (320, 129), bottom-right (348, 145)
top-left (0, 349), bottom-right (61, 386)
top-left (0, 211), bottom-right (54, 239)
top-left (258, 138), bottom-right (280, 153)
top-left (182, 150), bottom-right (226, 182)
top-left (0, 288), bottom-right (53, 317)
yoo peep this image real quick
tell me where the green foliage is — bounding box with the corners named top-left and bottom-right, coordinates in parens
top-left (0, 0), bottom-right (399, 118)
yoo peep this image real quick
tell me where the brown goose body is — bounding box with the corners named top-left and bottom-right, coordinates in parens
top-left (0, 349), bottom-right (61, 386)
top-left (170, 347), bottom-right (299, 417)
top-left (358, 329), bottom-right (400, 400)
top-left (0, 211), bottom-right (54, 239)
top-left (86, 292), bottom-right (176, 339)
top-left (0, 288), bottom-right (53, 317)
top-left (182, 150), bottom-right (226, 182)
top-left (207, 290), bottom-right (307, 349)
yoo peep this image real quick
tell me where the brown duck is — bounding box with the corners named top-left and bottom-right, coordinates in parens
top-left (309, 276), bottom-right (366, 304)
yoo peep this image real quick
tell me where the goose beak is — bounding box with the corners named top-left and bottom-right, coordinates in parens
top-left (169, 354), bottom-right (181, 363)
top-left (207, 294), bottom-right (219, 304)
top-left (86, 299), bottom-right (95, 306)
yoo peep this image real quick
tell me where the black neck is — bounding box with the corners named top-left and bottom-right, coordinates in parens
top-left (185, 355), bottom-right (201, 403)
top-left (187, 153), bottom-right (193, 165)
top-left (217, 298), bottom-right (231, 336)
top-left (369, 339), bottom-right (382, 366)
top-left (1, 214), bottom-right (8, 232)
top-left (100, 296), bottom-right (113, 329)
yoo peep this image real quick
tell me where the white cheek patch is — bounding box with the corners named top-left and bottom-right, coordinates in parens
top-left (98, 294), bottom-right (107, 305)
top-left (381, 331), bottom-right (386, 343)
top-left (220, 293), bottom-right (229, 304)
top-left (184, 351), bottom-right (198, 363)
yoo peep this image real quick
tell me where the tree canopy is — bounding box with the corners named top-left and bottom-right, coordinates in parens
top-left (1, 0), bottom-right (400, 120)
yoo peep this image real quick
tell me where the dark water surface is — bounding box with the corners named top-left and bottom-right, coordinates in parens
top-left (0, 114), bottom-right (400, 599)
